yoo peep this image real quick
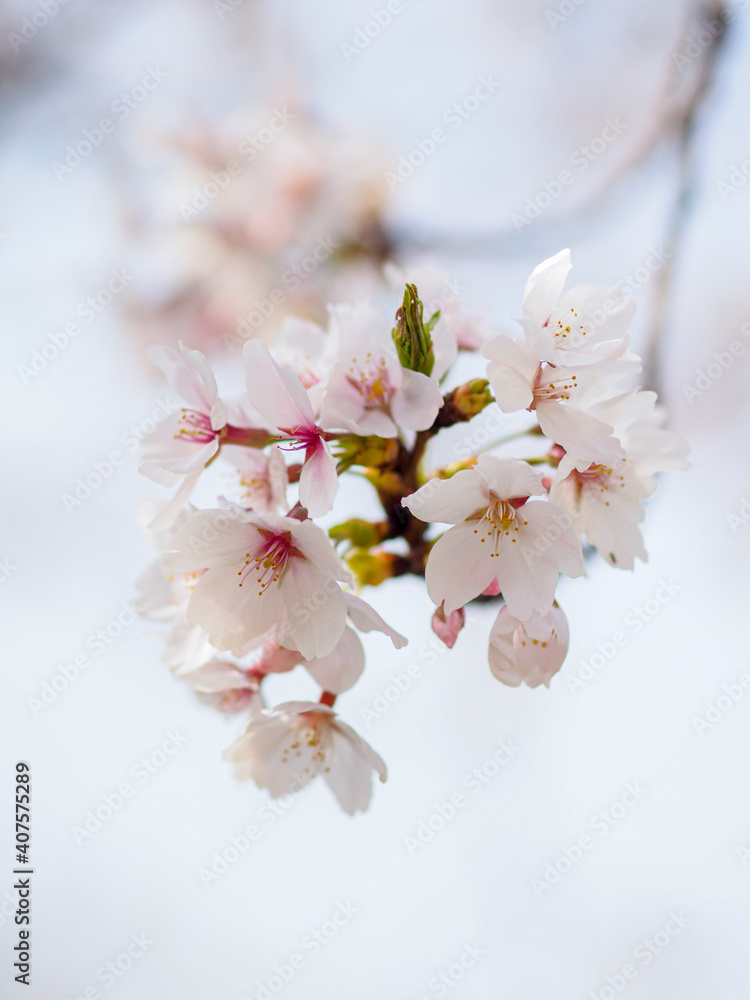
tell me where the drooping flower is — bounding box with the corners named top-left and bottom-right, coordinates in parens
top-left (403, 455), bottom-right (583, 620)
top-left (225, 701), bottom-right (387, 814)
top-left (221, 443), bottom-right (289, 514)
top-left (134, 559), bottom-right (216, 677)
top-left (188, 659), bottom-right (266, 714)
top-left (488, 604), bottom-right (569, 688)
top-left (321, 301), bottom-right (444, 437)
top-left (549, 389), bottom-right (690, 569)
top-left (163, 506), bottom-right (351, 659)
top-left (244, 340), bottom-right (338, 517)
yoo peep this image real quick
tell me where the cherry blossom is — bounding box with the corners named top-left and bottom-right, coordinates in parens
top-left (488, 605), bottom-right (569, 688)
top-left (134, 256), bottom-right (688, 816)
top-left (483, 250), bottom-right (643, 473)
top-left (163, 506), bottom-right (351, 659)
top-left (520, 248), bottom-right (635, 366)
top-left (550, 389), bottom-right (689, 569)
top-left (140, 344), bottom-right (228, 486)
top-left (321, 301), bottom-right (444, 436)
top-left (403, 454), bottom-right (583, 620)
top-left (221, 443), bottom-right (289, 514)
top-left (134, 559), bottom-right (215, 677)
top-left (188, 659), bottom-right (265, 714)
top-left (244, 340), bottom-right (339, 517)
top-left (225, 702), bottom-right (387, 814)
top-left (269, 316), bottom-right (339, 415)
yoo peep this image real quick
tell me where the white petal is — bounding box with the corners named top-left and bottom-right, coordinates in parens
top-left (304, 627), bottom-right (365, 694)
top-left (425, 521), bottom-right (496, 614)
top-left (147, 344), bottom-right (213, 412)
top-left (276, 559), bottom-right (348, 659)
top-left (537, 399), bottom-right (626, 472)
top-left (483, 333), bottom-right (537, 411)
top-left (323, 724), bottom-right (384, 815)
top-left (190, 659), bottom-right (252, 693)
top-left (474, 455), bottom-right (546, 500)
top-left (403, 468), bottom-right (489, 525)
top-left (344, 593), bottom-right (408, 648)
top-left (391, 369), bottom-right (444, 431)
top-left (522, 249), bottom-right (572, 330)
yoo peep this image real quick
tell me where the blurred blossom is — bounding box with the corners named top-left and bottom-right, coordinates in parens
top-left (122, 102), bottom-right (391, 355)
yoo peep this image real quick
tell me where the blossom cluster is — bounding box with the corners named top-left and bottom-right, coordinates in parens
top-left (135, 249), bottom-right (688, 813)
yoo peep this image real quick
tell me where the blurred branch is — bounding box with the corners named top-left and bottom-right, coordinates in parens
top-left (390, 2), bottom-right (733, 394)
top-left (641, 0), bottom-right (730, 393)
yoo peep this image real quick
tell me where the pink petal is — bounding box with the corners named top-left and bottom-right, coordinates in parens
top-left (244, 339), bottom-right (315, 431)
top-left (431, 603), bottom-right (465, 649)
top-left (298, 439), bottom-right (339, 517)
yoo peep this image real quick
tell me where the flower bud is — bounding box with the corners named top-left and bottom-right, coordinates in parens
top-left (345, 549), bottom-right (398, 587)
top-left (442, 378), bottom-right (494, 422)
top-left (336, 434), bottom-right (400, 471)
top-left (392, 283), bottom-right (437, 376)
top-left (329, 519), bottom-right (389, 548)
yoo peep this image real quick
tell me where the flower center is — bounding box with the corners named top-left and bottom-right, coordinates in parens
top-left (237, 529), bottom-right (302, 594)
top-left (550, 306), bottom-right (589, 342)
top-left (470, 498), bottom-right (529, 557)
top-left (531, 364), bottom-right (579, 404)
top-left (346, 353), bottom-right (393, 411)
top-left (572, 463), bottom-right (626, 505)
top-left (280, 716), bottom-right (332, 773)
top-left (174, 408), bottom-right (217, 444)
top-left (277, 424), bottom-right (323, 456)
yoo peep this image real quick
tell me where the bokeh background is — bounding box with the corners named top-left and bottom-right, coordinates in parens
top-left (3, 0), bottom-right (750, 997)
